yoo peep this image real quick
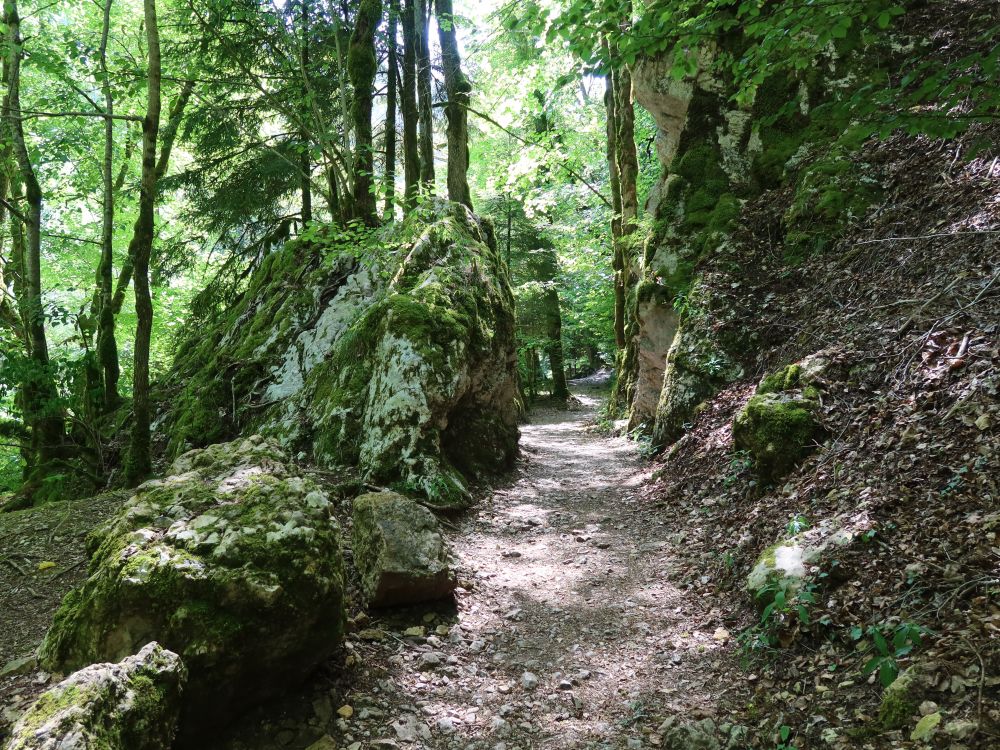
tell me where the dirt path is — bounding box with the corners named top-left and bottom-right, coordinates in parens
top-left (280, 391), bottom-right (743, 750)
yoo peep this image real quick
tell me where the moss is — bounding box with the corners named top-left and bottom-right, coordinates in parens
top-left (733, 392), bottom-right (822, 482)
top-left (759, 363), bottom-right (803, 394)
top-left (878, 669), bottom-right (920, 729)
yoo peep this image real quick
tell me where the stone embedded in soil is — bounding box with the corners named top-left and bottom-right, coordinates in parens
top-left (351, 491), bottom-right (456, 607)
top-left (37, 436), bottom-right (347, 735)
top-left (5, 642), bottom-right (185, 750)
top-left (747, 523), bottom-right (856, 604)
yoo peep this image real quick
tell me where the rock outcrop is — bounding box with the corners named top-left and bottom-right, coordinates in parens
top-left (6, 642), bottom-right (185, 750)
top-left (351, 491), bottom-right (455, 607)
top-left (38, 436), bottom-right (346, 734)
top-left (163, 202), bottom-right (519, 508)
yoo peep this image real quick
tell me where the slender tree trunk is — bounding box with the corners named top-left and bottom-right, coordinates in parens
top-left (604, 73), bottom-right (626, 349)
top-left (95, 0), bottom-right (120, 412)
top-left (400, 0), bottom-right (420, 212)
top-left (3, 0), bottom-right (63, 475)
top-left (614, 65), bottom-right (639, 239)
top-left (111, 79), bottom-right (195, 317)
top-left (299, 0), bottom-right (313, 224)
top-left (414, 0), bottom-right (435, 192)
top-left (434, 0), bottom-right (472, 209)
top-left (544, 288), bottom-right (569, 399)
top-left (348, 0), bottom-right (382, 226)
top-left (383, 0), bottom-right (399, 219)
top-left (126, 0), bottom-right (162, 486)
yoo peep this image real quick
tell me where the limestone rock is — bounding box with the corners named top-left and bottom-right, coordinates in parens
top-left (879, 666), bottom-right (926, 729)
top-left (652, 311), bottom-right (743, 448)
top-left (6, 642), bottom-right (185, 750)
top-left (38, 437), bottom-right (346, 734)
top-left (733, 392), bottom-right (822, 481)
top-left (163, 202), bottom-right (519, 509)
top-left (351, 491), bottom-right (455, 607)
top-left (733, 356), bottom-right (830, 481)
top-left (747, 524), bottom-right (856, 603)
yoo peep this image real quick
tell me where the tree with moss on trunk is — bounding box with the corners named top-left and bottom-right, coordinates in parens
top-left (348, 0), bottom-right (382, 226)
top-left (125, 0), bottom-right (162, 486)
top-left (435, 0), bottom-right (472, 209)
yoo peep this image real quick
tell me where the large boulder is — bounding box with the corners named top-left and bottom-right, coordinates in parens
top-left (351, 491), bottom-right (455, 607)
top-left (38, 436), bottom-right (346, 734)
top-left (163, 202), bottom-right (519, 508)
top-left (6, 642), bottom-right (184, 750)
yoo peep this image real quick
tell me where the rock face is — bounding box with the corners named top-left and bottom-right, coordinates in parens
top-left (351, 491), bottom-right (455, 607)
top-left (164, 202), bottom-right (519, 508)
top-left (38, 436), bottom-right (346, 733)
top-left (733, 357), bottom-right (828, 480)
top-left (6, 642), bottom-right (185, 750)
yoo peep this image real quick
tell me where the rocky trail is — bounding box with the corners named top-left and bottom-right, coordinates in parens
top-left (215, 389), bottom-right (748, 750)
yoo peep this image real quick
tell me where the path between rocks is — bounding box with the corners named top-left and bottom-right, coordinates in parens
top-left (267, 390), bottom-right (741, 750)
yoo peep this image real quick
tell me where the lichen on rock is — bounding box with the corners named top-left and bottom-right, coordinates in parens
top-left (746, 523), bottom-right (856, 605)
top-left (161, 201), bottom-right (519, 509)
top-left (6, 642), bottom-right (185, 750)
top-left (351, 491), bottom-right (455, 607)
top-left (38, 436), bottom-right (346, 735)
top-left (733, 353), bottom-right (832, 481)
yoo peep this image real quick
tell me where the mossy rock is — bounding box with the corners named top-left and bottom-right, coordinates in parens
top-left (733, 392), bottom-right (822, 482)
top-left (879, 667), bottom-right (922, 729)
top-left (746, 526), bottom-right (855, 605)
top-left (6, 642), bottom-right (185, 750)
top-left (38, 436), bottom-right (347, 737)
top-left (351, 491), bottom-right (455, 607)
top-left (651, 300), bottom-right (744, 448)
top-left (161, 202), bottom-right (519, 509)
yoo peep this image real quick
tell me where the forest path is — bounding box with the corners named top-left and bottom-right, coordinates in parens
top-left (294, 389), bottom-right (740, 750)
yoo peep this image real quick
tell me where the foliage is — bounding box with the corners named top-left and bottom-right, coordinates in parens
top-left (854, 621), bottom-right (927, 687)
top-left (512, 0), bottom-right (999, 141)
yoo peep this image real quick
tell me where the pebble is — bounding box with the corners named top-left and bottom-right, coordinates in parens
top-left (337, 705), bottom-right (354, 719)
top-left (420, 651), bottom-right (442, 669)
top-left (436, 716), bottom-right (458, 734)
top-left (521, 672), bottom-right (539, 690)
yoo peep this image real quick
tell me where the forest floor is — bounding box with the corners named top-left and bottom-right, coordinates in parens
top-left (212, 386), bottom-right (750, 750)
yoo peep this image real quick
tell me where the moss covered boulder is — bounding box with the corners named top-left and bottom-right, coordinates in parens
top-left (6, 642), bottom-right (185, 750)
top-left (38, 436), bottom-right (346, 734)
top-left (162, 201), bottom-right (519, 509)
top-left (733, 356), bottom-right (830, 481)
top-left (351, 491), bottom-right (455, 607)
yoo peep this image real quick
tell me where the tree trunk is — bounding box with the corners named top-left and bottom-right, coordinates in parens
top-left (544, 288), bottom-right (569, 399)
top-left (299, 0), bottom-right (312, 224)
top-left (348, 0), bottom-right (381, 226)
top-left (383, 0), bottom-right (399, 219)
top-left (604, 72), bottom-right (626, 349)
top-left (614, 65), bottom-right (639, 239)
top-left (112, 79), bottom-right (195, 318)
top-left (434, 0), bottom-right (472, 209)
top-left (2, 0), bottom-right (63, 476)
top-left (126, 0), bottom-right (162, 487)
top-left (95, 0), bottom-right (120, 412)
top-left (414, 0), bottom-right (435, 192)
top-left (400, 0), bottom-right (420, 212)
